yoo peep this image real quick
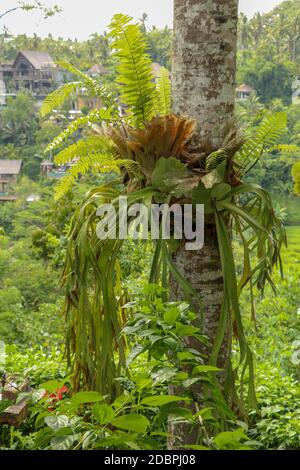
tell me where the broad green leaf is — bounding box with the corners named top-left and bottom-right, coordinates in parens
top-left (211, 183), bottom-right (232, 201)
top-left (151, 157), bottom-right (187, 191)
top-left (93, 403), bottom-right (116, 425)
top-left (112, 414), bottom-right (149, 434)
top-left (70, 391), bottom-right (103, 407)
top-left (163, 306), bottom-right (180, 325)
top-left (51, 434), bottom-right (78, 450)
top-left (193, 365), bottom-right (221, 374)
top-left (192, 182), bottom-right (213, 214)
top-left (34, 427), bottom-right (55, 448)
top-left (45, 415), bottom-right (69, 432)
top-left (40, 380), bottom-right (61, 393)
top-left (141, 395), bottom-right (189, 406)
top-left (151, 367), bottom-right (178, 385)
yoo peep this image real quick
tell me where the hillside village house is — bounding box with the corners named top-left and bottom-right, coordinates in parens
top-left (236, 83), bottom-right (255, 100)
top-left (0, 51), bottom-right (66, 106)
top-left (0, 159), bottom-right (23, 202)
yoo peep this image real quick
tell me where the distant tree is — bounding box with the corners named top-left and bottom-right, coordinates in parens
top-left (0, 1), bottom-right (61, 21)
top-left (0, 91), bottom-right (37, 145)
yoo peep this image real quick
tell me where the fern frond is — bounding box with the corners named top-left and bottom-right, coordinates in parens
top-left (155, 67), bottom-right (171, 116)
top-left (114, 159), bottom-right (142, 178)
top-left (40, 82), bottom-right (79, 118)
top-left (275, 144), bottom-right (300, 153)
top-left (54, 136), bottom-right (114, 165)
top-left (58, 60), bottom-right (117, 110)
top-left (45, 109), bottom-right (113, 153)
top-left (236, 112), bottom-right (287, 174)
top-left (54, 153), bottom-right (121, 200)
top-left (108, 14), bottom-right (156, 126)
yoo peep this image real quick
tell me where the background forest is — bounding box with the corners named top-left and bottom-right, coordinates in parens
top-left (0, 0), bottom-right (300, 451)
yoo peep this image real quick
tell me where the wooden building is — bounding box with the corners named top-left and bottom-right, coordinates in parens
top-left (0, 160), bottom-right (23, 202)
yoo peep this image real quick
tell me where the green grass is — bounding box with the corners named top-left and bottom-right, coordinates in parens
top-left (283, 226), bottom-right (300, 266)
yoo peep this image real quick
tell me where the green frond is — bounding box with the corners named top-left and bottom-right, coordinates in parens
top-left (276, 143), bottom-right (300, 153)
top-left (108, 14), bottom-right (156, 126)
top-left (54, 136), bottom-right (114, 165)
top-left (58, 60), bottom-right (117, 110)
top-left (54, 153), bottom-right (121, 200)
top-left (45, 108), bottom-right (113, 153)
top-left (292, 160), bottom-right (300, 195)
top-left (40, 82), bottom-right (79, 118)
top-left (155, 67), bottom-right (171, 116)
top-left (114, 159), bottom-right (142, 178)
top-left (236, 112), bottom-right (287, 174)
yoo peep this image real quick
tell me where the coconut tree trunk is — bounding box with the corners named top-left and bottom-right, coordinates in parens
top-left (169, 0), bottom-right (239, 448)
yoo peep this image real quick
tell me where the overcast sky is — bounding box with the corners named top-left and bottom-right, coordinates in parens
top-left (1, 0), bottom-right (283, 40)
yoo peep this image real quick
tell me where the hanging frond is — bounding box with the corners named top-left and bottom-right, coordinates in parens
top-left (108, 14), bottom-right (156, 126)
top-left (40, 82), bottom-right (79, 118)
top-left (57, 61), bottom-right (117, 110)
top-left (155, 67), bottom-right (171, 116)
top-left (54, 135), bottom-right (114, 165)
top-left (54, 153), bottom-right (121, 200)
top-left (236, 112), bottom-right (287, 175)
top-left (45, 108), bottom-right (113, 153)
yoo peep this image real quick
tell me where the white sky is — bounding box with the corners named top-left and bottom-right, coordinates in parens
top-left (0, 0), bottom-right (284, 40)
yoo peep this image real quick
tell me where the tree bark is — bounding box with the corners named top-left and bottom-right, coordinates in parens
top-left (169, 0), bottom-right (238, 448)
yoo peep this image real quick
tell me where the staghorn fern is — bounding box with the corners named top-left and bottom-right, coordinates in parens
top-left (155, 67), bottom-right (171, 116)
top-left (108, 14), bottom-right (156, 126)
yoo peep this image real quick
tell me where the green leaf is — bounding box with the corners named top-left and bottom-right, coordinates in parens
top-left (151, 367), bottom-right (178, 385)
top-left (40, 380), bottom-right (61, 393)
top-left (193, 365), bottom-right (221, 374)
top-left (214, 429), bottom-right (250, 450)
top-left (211, 183), bottom-right (232, 201)
top-left (192, 182), bottom-right (213, 214)
top-left (92, 403), bottom-right (116, 425)
top-left (112, 414), bottom-right (150, 434)
top-left (51, 435), bottom-right (78, 451)
top-left (70, 391), bottom-right (104, 408)
top-left (141, 395), bottom-right (189, 406)
top-left (151, 157), bottom-right (187, 191)
top-left (45, 415), bottom-right (69, 432)
top-left (163, 306), bottom-right (180, 325)
top-left (34, 427), bottom-right (55, 448)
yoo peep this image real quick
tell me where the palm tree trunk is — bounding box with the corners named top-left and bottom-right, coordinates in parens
top-left (169, 0), bottom-right (239, 448)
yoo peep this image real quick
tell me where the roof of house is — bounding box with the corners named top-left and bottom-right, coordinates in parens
top-left (14, 51), bottom-right (56, 69)
top-left (88, 64), bottom-right (109, 75)
top-left (236, 83), bottom-right (254, 93)
top-left (0, 160), bottom-right (23, 175)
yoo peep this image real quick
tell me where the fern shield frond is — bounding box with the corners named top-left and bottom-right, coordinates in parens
top-left (155, 67), bottom-right (171, 116)
top-left (108, 14), bottom-right (156, 126)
